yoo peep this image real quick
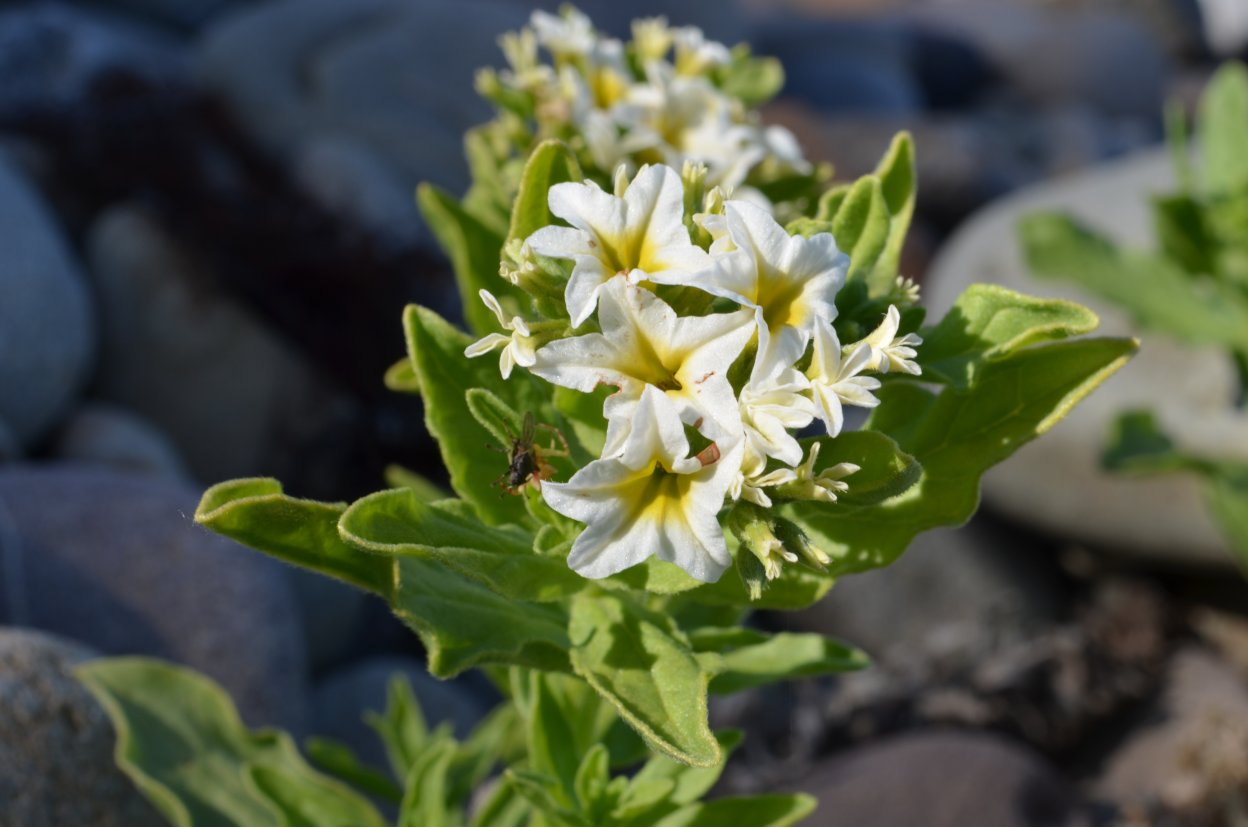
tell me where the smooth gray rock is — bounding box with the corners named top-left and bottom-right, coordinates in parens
top-left (87, 204), bottom-right (345, 484)
top-left (194, 0), bottom-right (525, 242)
top-left (908, 5), bottom-right (1167, 119)
top-left (0, 418), bottom-right (18, 463)
top-left (0, 150), bottom-right (94, 448)
top-left (0, 627), bottom-right (162, 827)
top-left (50, 402), bottom-right (191, 480)
top-left (0, 3), bottom-right (185, 116)
top-left (788, 517), bottom-right (1059, 663)
top-left (310, 656), bottom-right (491, 773)
top-left (0, 465), bottom-right (307, 730)
top-left (925, 147), bottom-right (1248, 568)
top-left (1094, 647), bottom-right (1248, 808)
top-left (798, 731), bottom-right (1089, 827)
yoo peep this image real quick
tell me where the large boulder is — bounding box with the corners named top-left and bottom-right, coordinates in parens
top-left (798, 730), bottom-right (1089, 827)
top-left (0, 149), bottom-right (94, 449)
top-left (0, 627), bottom-right (162, 827)
top-left (925, 147), bottom-right (1248, 568)
top-left (0, 464), bottom-right (308, 729)
top-left (86, 204), bottom-right (350, 485)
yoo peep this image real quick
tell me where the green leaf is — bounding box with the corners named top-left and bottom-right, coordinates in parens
top-left (1198, 61), bottom-right (1248, 196)
top-left (385, 464), bottom-right (450, 503)
top-left (77, 658), bottom-right (387, 827)
top-left (698, 630), bottom-right (869, 694)
top-left (195, 478), bottom-right (391, 599)
top-left (528, 673), bottom-right (585, 805)
top-left (1021, 213), bottom-right (1248, 352)
top-left (918, 284), bottom-right (1100, 390)
top-left (628, 730), bottom-right (742, 809)
top-left (718, 55), bottom-right (784, 107)
top-left (304, 737), bottom-right (402, 803)
top-left (653, 795), bottom-right (817, 827)
top-left (872, 131), bottom-right (916, 289)
top-left (364, 673), bottom-right (429, 781)
top-left (466, 387), bottom-right (523, 448)
top-left (340, 488), bottom-right (586, 603)
top-left (391, 556), bottom-right (571, 678)
top-left (573, 744), bottom-right (610, 814)
top-left (799, 430), bottom-right (920, 507)
top-left (506, 769), bottom-right (591, 827)
top-left (397, 735), bottom-right (459, 827)
top-left (462, 124), bottom-right (514, 236)
top-left (1153, 194), bottom-right (1216, 275)
top-left (568, 591), bottom-right (719, 768)
top-left (416, 183), bottom-right (522, 337)
top-left (508, 139), bottom-right (583, 246)
top-left (788, 336), bottom-right (1135, 577)
top-left (384, 356), bottom-right (422, 395)
top-left (829, 175), bottom-right (890, 289)
top-left (469, 777), bottom-right (534, 827)
top-left (1102, 410), bottom-right (1187, 474)
top-left (403, 304), bottom-right (551, 525)
top-left (1102, 410), bottom-right (1248, 570)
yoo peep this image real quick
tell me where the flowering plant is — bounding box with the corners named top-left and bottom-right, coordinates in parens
top-left (1022, 61), bottom-right (1248, 567)
top-left (80, 10), bottom-right (1134, 826)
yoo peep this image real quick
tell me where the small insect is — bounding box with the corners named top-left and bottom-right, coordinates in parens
top-left (493, 412), bottom-right (570, 495)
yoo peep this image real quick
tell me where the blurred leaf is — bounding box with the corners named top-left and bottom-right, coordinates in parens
top-left (304, 737), bottom-right (401, 803)
top-left (384, 356), bottom-right (422, 395)
top-left (717, 55), bottom-right (784, 107)
top-left (1198, 61), bottom-right (1248, 196)
top-left (364, 674), bottom-right (429, 782)
top-left (829, 174), bottom-right (890, 288)
top-left (652, 795), bottom-right (817, 827)
top-left (397, 735), bottom-right (459, 827)
top-left (1102, 410), bottom-right (1248, 570)
top-left (77, 658), bottom-right (387, 827)
top-left (1021, 213), bottom-right (1248, 353)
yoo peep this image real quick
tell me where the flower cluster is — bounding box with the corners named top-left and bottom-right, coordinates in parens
top-left (476, 6), bottom-right (819, 215)
top-left (467, 163), bottom-right (922, 584)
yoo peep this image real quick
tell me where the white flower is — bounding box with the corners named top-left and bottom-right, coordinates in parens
top-left (739, 367), bottom-right (815, 471)
top-left (463, 290), bottom-right (538, 379)
top-left (807, 320), bottom-right (880, 437)
top-left (861, 305), bottom-right (923, 375)
top-left (542, 385), bottom-right (742, 582)
top-left (669, 199), bottom-right (848, 377)
top-left (672, 26), bottom-right (732, 76)
top-left (631, 16), bottom-right (673, 63)
top-left (526, 164), bottom-right (711, 326)
top-left (531, 7), bottom-right (596, 58)
top-left (727, 368), bottom-right (815, 507)
top-left (530, 277), bottom-right (752, 454)
top-left (755, 442), bottom-right (859, 504)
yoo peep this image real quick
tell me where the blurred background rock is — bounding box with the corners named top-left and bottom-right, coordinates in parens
top-left (1, 0), bottom-right (1247, 824)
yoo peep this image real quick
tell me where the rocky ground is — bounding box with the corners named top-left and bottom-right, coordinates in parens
top-left (1, 1), bottom-right (1246, 825)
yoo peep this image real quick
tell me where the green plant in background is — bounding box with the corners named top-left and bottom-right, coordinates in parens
top-left (79, 9), bottom-right (1134, 826)
top-left (1021, 61), bottom-right (1248, 568)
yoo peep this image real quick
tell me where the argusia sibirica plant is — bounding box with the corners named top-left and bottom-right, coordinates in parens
top-left (1022, 61), bottom-right (1248, 570)
top-left (468, 6), bottom-right (826, 227)
top-left (78, 10), bottom-right (1136, 827)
